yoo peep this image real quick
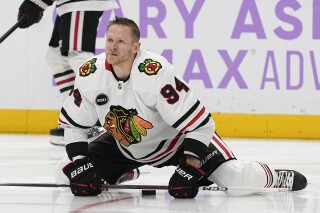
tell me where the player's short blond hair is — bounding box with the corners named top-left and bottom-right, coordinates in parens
top-left (107, 16), bottom-right (140, 43)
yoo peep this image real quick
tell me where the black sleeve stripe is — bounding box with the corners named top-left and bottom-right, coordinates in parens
top-left (183, 113), bottom-right (211, 134)
top-left (149, 151), bottom-right (177, 165)
top-left (119, 139), bottom-right (166, 160)
top-left (139, 140), bottom-right (166, 159)
top-left (118, 144), bottom-right (135, 159)
top-left (60, 85), bottom-right (74, 93)
top-left (53, 69), bottom-right (74, 78)
top-left (172, 100), bottom-right (200, 128)
top-left (140, 132), bottom-right (183, 159)
top-left (61, 107), bottom-right (92, 129)
top-left (193, 113), bottom-right (211, 130)
top-left (118, 133), bottom-right (183, 161)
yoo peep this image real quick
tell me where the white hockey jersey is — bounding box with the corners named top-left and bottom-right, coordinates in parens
top-left (59, 49), bottom-right (215, 166)
top-left (54, 0), bottom-right (119, 16)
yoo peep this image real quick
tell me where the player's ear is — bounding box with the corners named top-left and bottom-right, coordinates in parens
top-left (133, 41), bottom-right (140, 53)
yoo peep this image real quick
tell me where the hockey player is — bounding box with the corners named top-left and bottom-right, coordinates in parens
top-left (58, 17), bottom-right (308, 198)
top-left (17, 0), bottom-right (118, 145)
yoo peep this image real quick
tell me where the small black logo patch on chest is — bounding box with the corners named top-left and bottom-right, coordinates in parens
top-left (95, 93), bottom-right (109, 106)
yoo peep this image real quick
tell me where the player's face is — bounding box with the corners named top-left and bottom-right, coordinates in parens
top-left (105, 25), bottom-right (140, 66)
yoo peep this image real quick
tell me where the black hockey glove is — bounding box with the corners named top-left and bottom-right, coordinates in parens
top-left (18, 0), bottom-right (53, 28)
top-left (168, 158), bottom-right (205, 198)
top-left (62, 156), bottom-right (103, 196)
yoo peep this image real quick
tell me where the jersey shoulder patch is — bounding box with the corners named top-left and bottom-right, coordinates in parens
top-left (136, 50), bottom-right (171, 76)
top-left (76, 53), bottom-right (108, 92)
top-left (138, 58), bottom-right (162, 76)
top-left (133, 50), bottom-right (176, 93)
top-left (79, 53), bottom-right (105, 77)
top-left (79, 58), bottom-right (98, 77)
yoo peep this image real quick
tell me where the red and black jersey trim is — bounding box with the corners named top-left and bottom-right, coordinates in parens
top-left (172, 100), bottom-right (200, 128)
top-left (61, 107), bottom-right (92, 129)
top-left (105, 59), bottom-right (113, 72)
top-left (119, 140), bottom-right (168, 160)
top-left (212, 133), bottom-right (235, 159)
top-left (119, 143), bottom-right (178, 165)
top-left (258, 162), bottom-right (274, 188)
top-left (53, 70), bottom-right (75, 93)
top-left (118, 133), bottom-right (184, 164)
top-left (185, 114), bottom-right (211, 134)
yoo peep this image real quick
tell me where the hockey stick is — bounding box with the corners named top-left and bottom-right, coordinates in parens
top-left (0, 14), bottom-right (27, 44)
top-left (0, 183), bottom-right (290, 193)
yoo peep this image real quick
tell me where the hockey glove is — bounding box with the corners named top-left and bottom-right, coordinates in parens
top-left (18, 0), bottom-right (53, 28)
top-left (62, 156), bottom-right (103, 196)
top-left (168, 158), bottom-right (205, 198)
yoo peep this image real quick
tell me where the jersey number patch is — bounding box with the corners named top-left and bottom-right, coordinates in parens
top-left (160, 77), bottom-right (189, 104)
top-left (70, 88), bottom-right (82, 107)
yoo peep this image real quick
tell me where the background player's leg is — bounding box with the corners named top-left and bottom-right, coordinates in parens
top-left (46, 11), bottom-right (104, 146)
top-left (45, 14), bottom-right (74, 146)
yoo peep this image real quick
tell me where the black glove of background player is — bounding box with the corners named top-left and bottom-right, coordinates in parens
top-left (18, 0), bottom-right (53, 28)
top-left (63, 156), bottom-right (103, 196)
top-left (168, 157), bottom-right (205, 198)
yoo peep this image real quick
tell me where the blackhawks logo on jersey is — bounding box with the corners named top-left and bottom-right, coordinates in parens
top-left (79, 58), bottom-right (97, 77)
top-left (103, 105), bottom-right (153, 147)
top-left (138, 59), bottom-right (162, 75)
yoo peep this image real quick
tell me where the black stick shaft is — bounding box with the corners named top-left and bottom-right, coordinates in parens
top-left (0, 183), bottom-right (228, 191)
top-left (0, 183), bottom-right (69, 187)
top-left (0, 183), bottom-right (168, 190)
top-left (0, 15), bottom-right (26, 44)
top-left (0, 183), bottom-right (289, 193)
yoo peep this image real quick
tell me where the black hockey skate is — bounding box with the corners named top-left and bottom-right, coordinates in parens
top-left (273, 170), bottom-right (307, 191)
top-left (49, 126), bottom-right (65, 146)
top-left (87, 126), bottom-right (106, 142)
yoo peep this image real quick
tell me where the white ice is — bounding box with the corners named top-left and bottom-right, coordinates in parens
top-left (0, 134), bottom-right (319, 213)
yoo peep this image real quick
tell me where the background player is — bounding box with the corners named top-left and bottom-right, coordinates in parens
top-left (17, 0), bottom-right (118, 145)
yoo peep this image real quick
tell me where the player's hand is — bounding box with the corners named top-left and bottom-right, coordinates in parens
top-left (18, 0), bottom-right (51, 28)
top-left (62, 156), bottom-right (103, 196)
top-left (168, 157), bottom-right (205, 198)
